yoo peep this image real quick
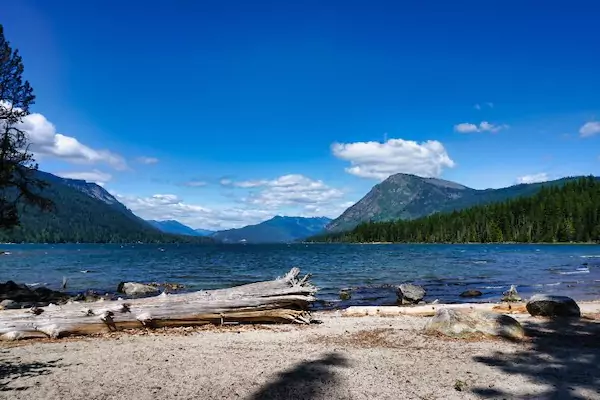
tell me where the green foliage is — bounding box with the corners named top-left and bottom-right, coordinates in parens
top-left (327, 173), bottom-right (582, 232)
top-left (0, 24), bottom-right (54, 229)
top-left (311, 177), bottom-right (600, 244)
top-left (0, 172), bottom-right (213, 244)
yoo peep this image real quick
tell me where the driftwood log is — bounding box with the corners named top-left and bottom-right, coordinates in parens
top-left (0, 268), bottom-right (316, 341)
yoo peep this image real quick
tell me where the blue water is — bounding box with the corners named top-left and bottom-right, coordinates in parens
top-left (1, 243), bottom-right (599, 308)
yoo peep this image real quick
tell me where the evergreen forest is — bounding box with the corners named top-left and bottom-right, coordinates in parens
top-left (310, 177), bottom-right (600, 244)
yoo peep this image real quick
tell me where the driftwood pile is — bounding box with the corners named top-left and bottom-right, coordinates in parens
top-left (0, 268), bottom-right (317, 341)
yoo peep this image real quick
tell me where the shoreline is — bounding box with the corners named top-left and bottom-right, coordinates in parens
top-left (2, 302), bottom-right (599, 399)
top-left (307, 241), bottom-right (600, 245)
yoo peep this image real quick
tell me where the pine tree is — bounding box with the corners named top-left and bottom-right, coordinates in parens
top-left (0, 24), bottom-right (53, 229)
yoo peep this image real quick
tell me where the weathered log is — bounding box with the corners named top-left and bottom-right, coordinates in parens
top-left (0, 268), bottom-right (317, 340)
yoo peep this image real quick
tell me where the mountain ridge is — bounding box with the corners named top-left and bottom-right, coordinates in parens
top-left (0, 170), bottom-right (211, 243)
top-left (147, 220), bottom-right (210, 236)
top-left (212, 216), bottom-right (331, 243)
top-left (326, 173), bottom-right (583, 232)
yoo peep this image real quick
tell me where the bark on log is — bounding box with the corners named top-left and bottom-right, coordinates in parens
top-left (0, 268), bottom-right (317, 341)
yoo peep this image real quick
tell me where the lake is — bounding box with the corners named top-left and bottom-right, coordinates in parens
top-left (1, 243), bottom-right (599, 308)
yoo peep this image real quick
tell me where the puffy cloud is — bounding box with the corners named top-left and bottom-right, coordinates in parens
top-left (516, 173), bottom-right (549, 184)
top-left (454, 123), bottom-right (480, 133)
top-left (579, 121), bottom-right (600, 137)
top-left (454, 121), bottom-right (507, 133)
top-left (9, 110), bottom-right (127, 169)
top-left (118, 174), bottom-right (351, 229)
top-left (56, 169), bottom-right (112, 185)
top-left (331, 138), bottom-right (455, 180)
top-left (136, 156), bottom-right (159, 165)
top-left (226, 174), bottom-right (345, 208)
top-left (115, 192), bottom-right (275, 230)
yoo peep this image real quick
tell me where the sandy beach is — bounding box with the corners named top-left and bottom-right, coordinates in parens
top-left (2, 305), bottom-right (600, 400)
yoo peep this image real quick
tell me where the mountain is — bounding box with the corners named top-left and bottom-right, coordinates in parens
top-left (194, 228), bottom-right (215, 236)
top-left (312, 176), bottom-right (600, 243)
top-left (0, 170), bottom-right (212, 243)
top-left (147, 220), bottom-right (201, 236)
top-left (212, 216), bottom-right (332, 243)
top-left (327, 173), bottom-right (581, 232)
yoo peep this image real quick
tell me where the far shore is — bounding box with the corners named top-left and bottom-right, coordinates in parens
top-left (305, 241), bottom-right (600, 245)
top-left (2, 301), bottom-right (599, 399)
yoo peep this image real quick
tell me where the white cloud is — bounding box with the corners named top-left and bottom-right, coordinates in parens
top-left (454, 123), bottom-right (480, 133)
top-left (115, 192), bottom-right (275, 230)
top-left (579, 121), bottom-right (600, 137)
top-left (486, 102), bottom-right (494, 108)
top-left (474, 104), bottom-right (481, 110)
top-left (331, 138), bottom-right (455, 180)
top-left (227, 174), bottom-right (345, 208)
top-left (9, 109), bottom-right (127, 169)
top-left (122, 174), bottom-right (351, 229)
top-left (136, 156), bottom-right (159, 165)
top-left (516, 173), bottom-right (549, 184)
top-left (183, 180), bottom-right (207, 187)
top-left (454, 121), bottom-right (508, 133)
top-left (56, 169), bottom-right (112, 185)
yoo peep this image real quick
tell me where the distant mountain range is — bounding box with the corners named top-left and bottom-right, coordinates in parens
top-left (149, 216), bottom-right (331, 244)
top-left (2, 169), bottom-right (589, 244)
top-left (147, 220), bottom-right (214, 237)
top-left (326, 173), bottom-right (583, 232)
top-left (211, 216), bottom-right (331, 243)
top-left (0, 170), bottom-right (212, 244)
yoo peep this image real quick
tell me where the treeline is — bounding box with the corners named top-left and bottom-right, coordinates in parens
top-left (0, 178), bottom-right (213, 244)
top-left (310, 176), bottom-right (600, 244)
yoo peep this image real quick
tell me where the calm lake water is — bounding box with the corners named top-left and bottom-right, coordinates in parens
top-left (1, 243), bottom-right (599, 308)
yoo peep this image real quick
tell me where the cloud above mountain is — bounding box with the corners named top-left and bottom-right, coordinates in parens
top-left (331, 138), bottom-right (455, 180)
top-left (16, 111), bottom-right (127, 170)
top-left (117, 174), bottom-right (353, 229)
top-left (56, 169), bottom-right (112, 185)
top-left (223, 174), bottom-right (345, 208)
top-left (516, 173), bottom-right (549, 184)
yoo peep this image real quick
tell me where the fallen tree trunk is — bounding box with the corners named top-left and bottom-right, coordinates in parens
top-left (0, 268), bottom-right (317, 341)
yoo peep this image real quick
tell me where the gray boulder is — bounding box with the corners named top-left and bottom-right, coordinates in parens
top-left (339, 289), bottom-right (351, 300)
top-left (460, 289), bottom-right (483, 298)
top-left (526, 294), bottom-right (581, 318)
top-left (0, 299), bottom-right (20, 309)
top-left (117, 282), bottom-right (159, 296)
top-left (425, 307), bottom-right (524, 340)
top-left (397, 283), bottom-right (426, 304)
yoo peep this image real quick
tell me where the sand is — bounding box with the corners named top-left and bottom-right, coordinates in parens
top-left (1, 310), bottom-right (600, 400)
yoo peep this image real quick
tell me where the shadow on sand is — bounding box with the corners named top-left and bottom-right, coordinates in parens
top-left (472, 316), bottom-right (600, 399)
top-left (0, 351), bottom-right (64, 392)
top-left (247, 352), bottom-right (349, 400)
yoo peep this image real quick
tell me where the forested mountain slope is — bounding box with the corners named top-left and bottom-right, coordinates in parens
top-left (313, 176), bottom-right (600, 243)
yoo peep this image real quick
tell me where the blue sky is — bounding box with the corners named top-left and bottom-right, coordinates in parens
top-left (3, 1), bottom-right (600, 229)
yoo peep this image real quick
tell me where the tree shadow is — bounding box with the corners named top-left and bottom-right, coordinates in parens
top-left (472, 316), bottom-right (600, 399)
top-left (247, 352), bottom-right (349, 400)
top-left (0, 353), bottom-right (64, 392)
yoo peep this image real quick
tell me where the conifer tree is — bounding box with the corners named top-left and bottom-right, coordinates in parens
top-left (0, 24), bottom-right (53, 229)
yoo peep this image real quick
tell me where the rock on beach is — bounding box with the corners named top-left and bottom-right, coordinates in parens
top-left (526, 294), bottom-right (581, 318)
top-left (425, 307), bottom-right (525, 340)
